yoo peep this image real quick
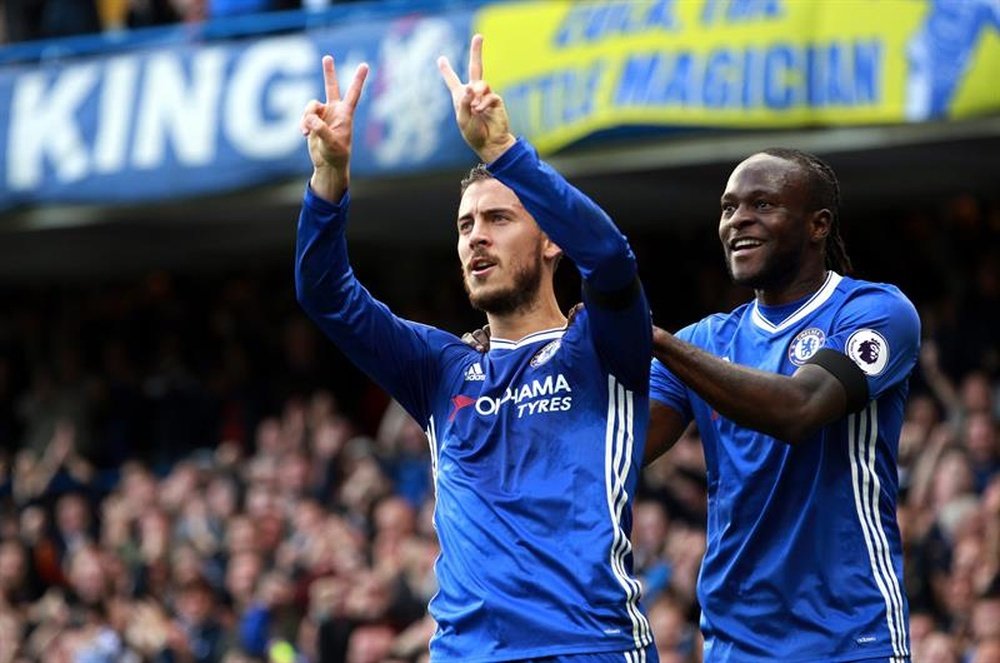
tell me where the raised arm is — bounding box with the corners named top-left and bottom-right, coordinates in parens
top-left (301, 55), bottom-right (368, 203)
top-left (296, 56), bottom-right (449, 425)
top-left (438, 35), bottom-right (651, 387)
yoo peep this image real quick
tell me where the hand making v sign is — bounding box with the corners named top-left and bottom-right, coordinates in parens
top-left (301, 55), bottom-right (369, 202)
top-left (437, 34), bottom-right (516, 164)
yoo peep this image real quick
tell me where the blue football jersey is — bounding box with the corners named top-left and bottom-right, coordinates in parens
top-left (296, 139), bottom-right (654, 661)
top-left (651, 271), bottom-right (920, 663)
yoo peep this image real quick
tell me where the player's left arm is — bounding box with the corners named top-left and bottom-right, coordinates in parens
top-left (489, 141), bottom-right (651, 388)
top-left (438, 34), bottom-right (650, 387)
top-left (651, 287), bottom-right (920, 444)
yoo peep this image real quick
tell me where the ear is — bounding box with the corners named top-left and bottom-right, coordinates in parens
top-left (542, 237), bottom-right (563, 262)
top-left (810, 208), bottom-right (832, 243)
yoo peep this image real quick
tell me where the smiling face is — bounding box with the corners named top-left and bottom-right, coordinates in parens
top-left (719, 153), bottom-right (829, 297)
top-left (457, 178), bottom-right (559, 316)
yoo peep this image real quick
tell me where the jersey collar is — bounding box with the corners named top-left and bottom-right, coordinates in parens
top-left (750, 271), bottom-right (842, 333)
top-left (490, 327), bottom-right (566, 351)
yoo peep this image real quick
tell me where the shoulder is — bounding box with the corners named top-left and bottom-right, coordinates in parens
top-left (410, 322), bottom-right (483, 367)
top-left (835, 276), bottom-right (920, 330)
top-left (830, 276), bottom-right (921, 378)
top-left (673, 301), bottom-right (753, 343)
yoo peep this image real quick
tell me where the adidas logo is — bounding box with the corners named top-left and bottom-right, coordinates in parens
top-left (464, 362), bottom-right (486, 381)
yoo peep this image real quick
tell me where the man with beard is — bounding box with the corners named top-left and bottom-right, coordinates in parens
top-left (295, 34), bottom-right (656, 662)
top-left (646, 149), bottom-right (920, 662)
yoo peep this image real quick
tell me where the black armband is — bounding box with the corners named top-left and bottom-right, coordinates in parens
top-left (806, 348), bottom-right (870, 413)
top-left (582, 276), bottom-right (642, 311)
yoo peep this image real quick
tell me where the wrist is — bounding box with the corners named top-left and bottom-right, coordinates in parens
top-left (310, 165), bottom-right (348, 203)
top-left (477, 134), bottom-right (517, 164)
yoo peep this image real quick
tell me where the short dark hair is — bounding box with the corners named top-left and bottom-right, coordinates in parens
top-left (759, 148), bottom-right (853, 275)
top-left (457, 165), bottom-right (562, 269)
top-left (460, 164), bottom-right (493, 194)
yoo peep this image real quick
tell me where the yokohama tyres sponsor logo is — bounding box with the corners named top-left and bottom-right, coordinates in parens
top-left (475, 374), bottom-right (573, 418)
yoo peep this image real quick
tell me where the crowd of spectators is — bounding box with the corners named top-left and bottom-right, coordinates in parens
top-left (0, 0), bottom-right (362, 45)
top-left (0, 193), bottom-right (997, 662)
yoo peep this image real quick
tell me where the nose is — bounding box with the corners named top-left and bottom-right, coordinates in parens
top-left (467, 217), bottom-right (491, 249)
top-left (723, 203), bottom-right (756, 233)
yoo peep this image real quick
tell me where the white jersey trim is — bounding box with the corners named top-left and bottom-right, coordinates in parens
top-left (425, 415), bottom-right (439, 495)
top-left (751, 271), bottom-right (843, 333)
top-left (624, 647), bottom-right (647, 662)
top-left (490, 327), bottom-right (566, 350)
top-left (848, 402), bottom-right (910, 658)
top-left (603, 375), bottom-right (652, 650)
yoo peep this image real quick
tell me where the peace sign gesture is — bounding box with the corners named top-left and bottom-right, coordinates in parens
top-left (301, 55), bottom-right (369, 202)
top-left (438, 34), bottom-right (516, 164)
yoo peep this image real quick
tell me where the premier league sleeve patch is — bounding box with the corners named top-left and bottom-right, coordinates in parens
top-left (846, 329), bottom-right (890, 376)
top-left (788, 327), bottom-right (826, 366)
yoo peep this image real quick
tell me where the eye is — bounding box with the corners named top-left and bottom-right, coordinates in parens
top-left (721, 203), bottom-right (735, 215)
top-left (458, 220), bottom-right (473, 234)
top-left (755, 200), bottom-right (772, 210)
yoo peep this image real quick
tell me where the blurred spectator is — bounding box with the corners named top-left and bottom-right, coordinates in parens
top-left (3, 0), bottom-right (101, 42)
top-left (919, 631), bottom-right (961, 663)
top-left (124, 0), bottom-right (181, 28)
top-left (168, 0), bottom-right (298, 22)
top-left (0, 192), bottom-right (995, 660)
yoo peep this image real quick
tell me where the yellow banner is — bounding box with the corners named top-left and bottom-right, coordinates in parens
top-left (473, 0), bottom-right (1000, 152)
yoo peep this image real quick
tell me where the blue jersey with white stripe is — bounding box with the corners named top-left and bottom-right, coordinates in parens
top-left (650, 272), bottom-right (919, 663)
top-left (296, 139), bottom-right (654, 661)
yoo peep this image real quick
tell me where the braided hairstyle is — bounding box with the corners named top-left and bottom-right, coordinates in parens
top-left (760, 148), bottom-right (853, 275)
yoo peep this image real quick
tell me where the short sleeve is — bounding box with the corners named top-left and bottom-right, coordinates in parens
top-left (824, 284), bottom-right (921, 400)
top-left (650, 323), bottom-right (698, 423)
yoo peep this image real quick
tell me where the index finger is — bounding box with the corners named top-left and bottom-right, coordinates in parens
top-left (468, 33), bottom-right (484, 82)
top-left (323, 55), bottom-right (340, 104)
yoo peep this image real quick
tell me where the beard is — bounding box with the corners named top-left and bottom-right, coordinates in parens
top-left (726, 242), bottom-right (802, 292)
top-left (464, 251), bottom-right (544, 316)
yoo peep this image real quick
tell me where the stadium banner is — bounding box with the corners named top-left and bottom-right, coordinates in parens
top-left (0, 10), bottom-right (475, 210)
top-left (476, 0), bottom-right (1000, 153)
top-left (1, 0), bottom-right (998, 211)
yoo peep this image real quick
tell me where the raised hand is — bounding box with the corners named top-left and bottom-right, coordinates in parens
top-left (438, 34), bottom-right (516, 164)
top-left (301, 55), bottom-right (369, 202)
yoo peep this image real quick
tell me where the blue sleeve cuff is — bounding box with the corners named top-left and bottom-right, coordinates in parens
top-left (485, 137), bottom-right (533, 175)
top-left (304, 182), bottom-right (351, 215)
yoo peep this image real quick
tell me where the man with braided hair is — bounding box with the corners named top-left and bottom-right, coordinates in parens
top-left (647, 149), bottom-right (919, 662)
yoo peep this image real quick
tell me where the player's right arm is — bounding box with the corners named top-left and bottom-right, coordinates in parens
top-left (651, 326), bottom-right (847, 444)
top-left (649, 285), bottom-right (920, 445)
top-left (295, 56), bottom-right (442, 424)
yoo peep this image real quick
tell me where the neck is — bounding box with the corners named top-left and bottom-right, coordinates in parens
top-left (486, 289), bottom-right (566, 342)
top-left (755, 264), bottom-right (829, 307)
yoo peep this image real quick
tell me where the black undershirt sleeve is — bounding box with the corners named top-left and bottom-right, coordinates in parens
top-left (805, 348), bottom-right (870, 414)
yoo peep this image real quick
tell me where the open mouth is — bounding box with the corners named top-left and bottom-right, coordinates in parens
top-left (729, 237), bottom-right (764, 255)
top-left (469, 256), bottom-right (497, 277)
